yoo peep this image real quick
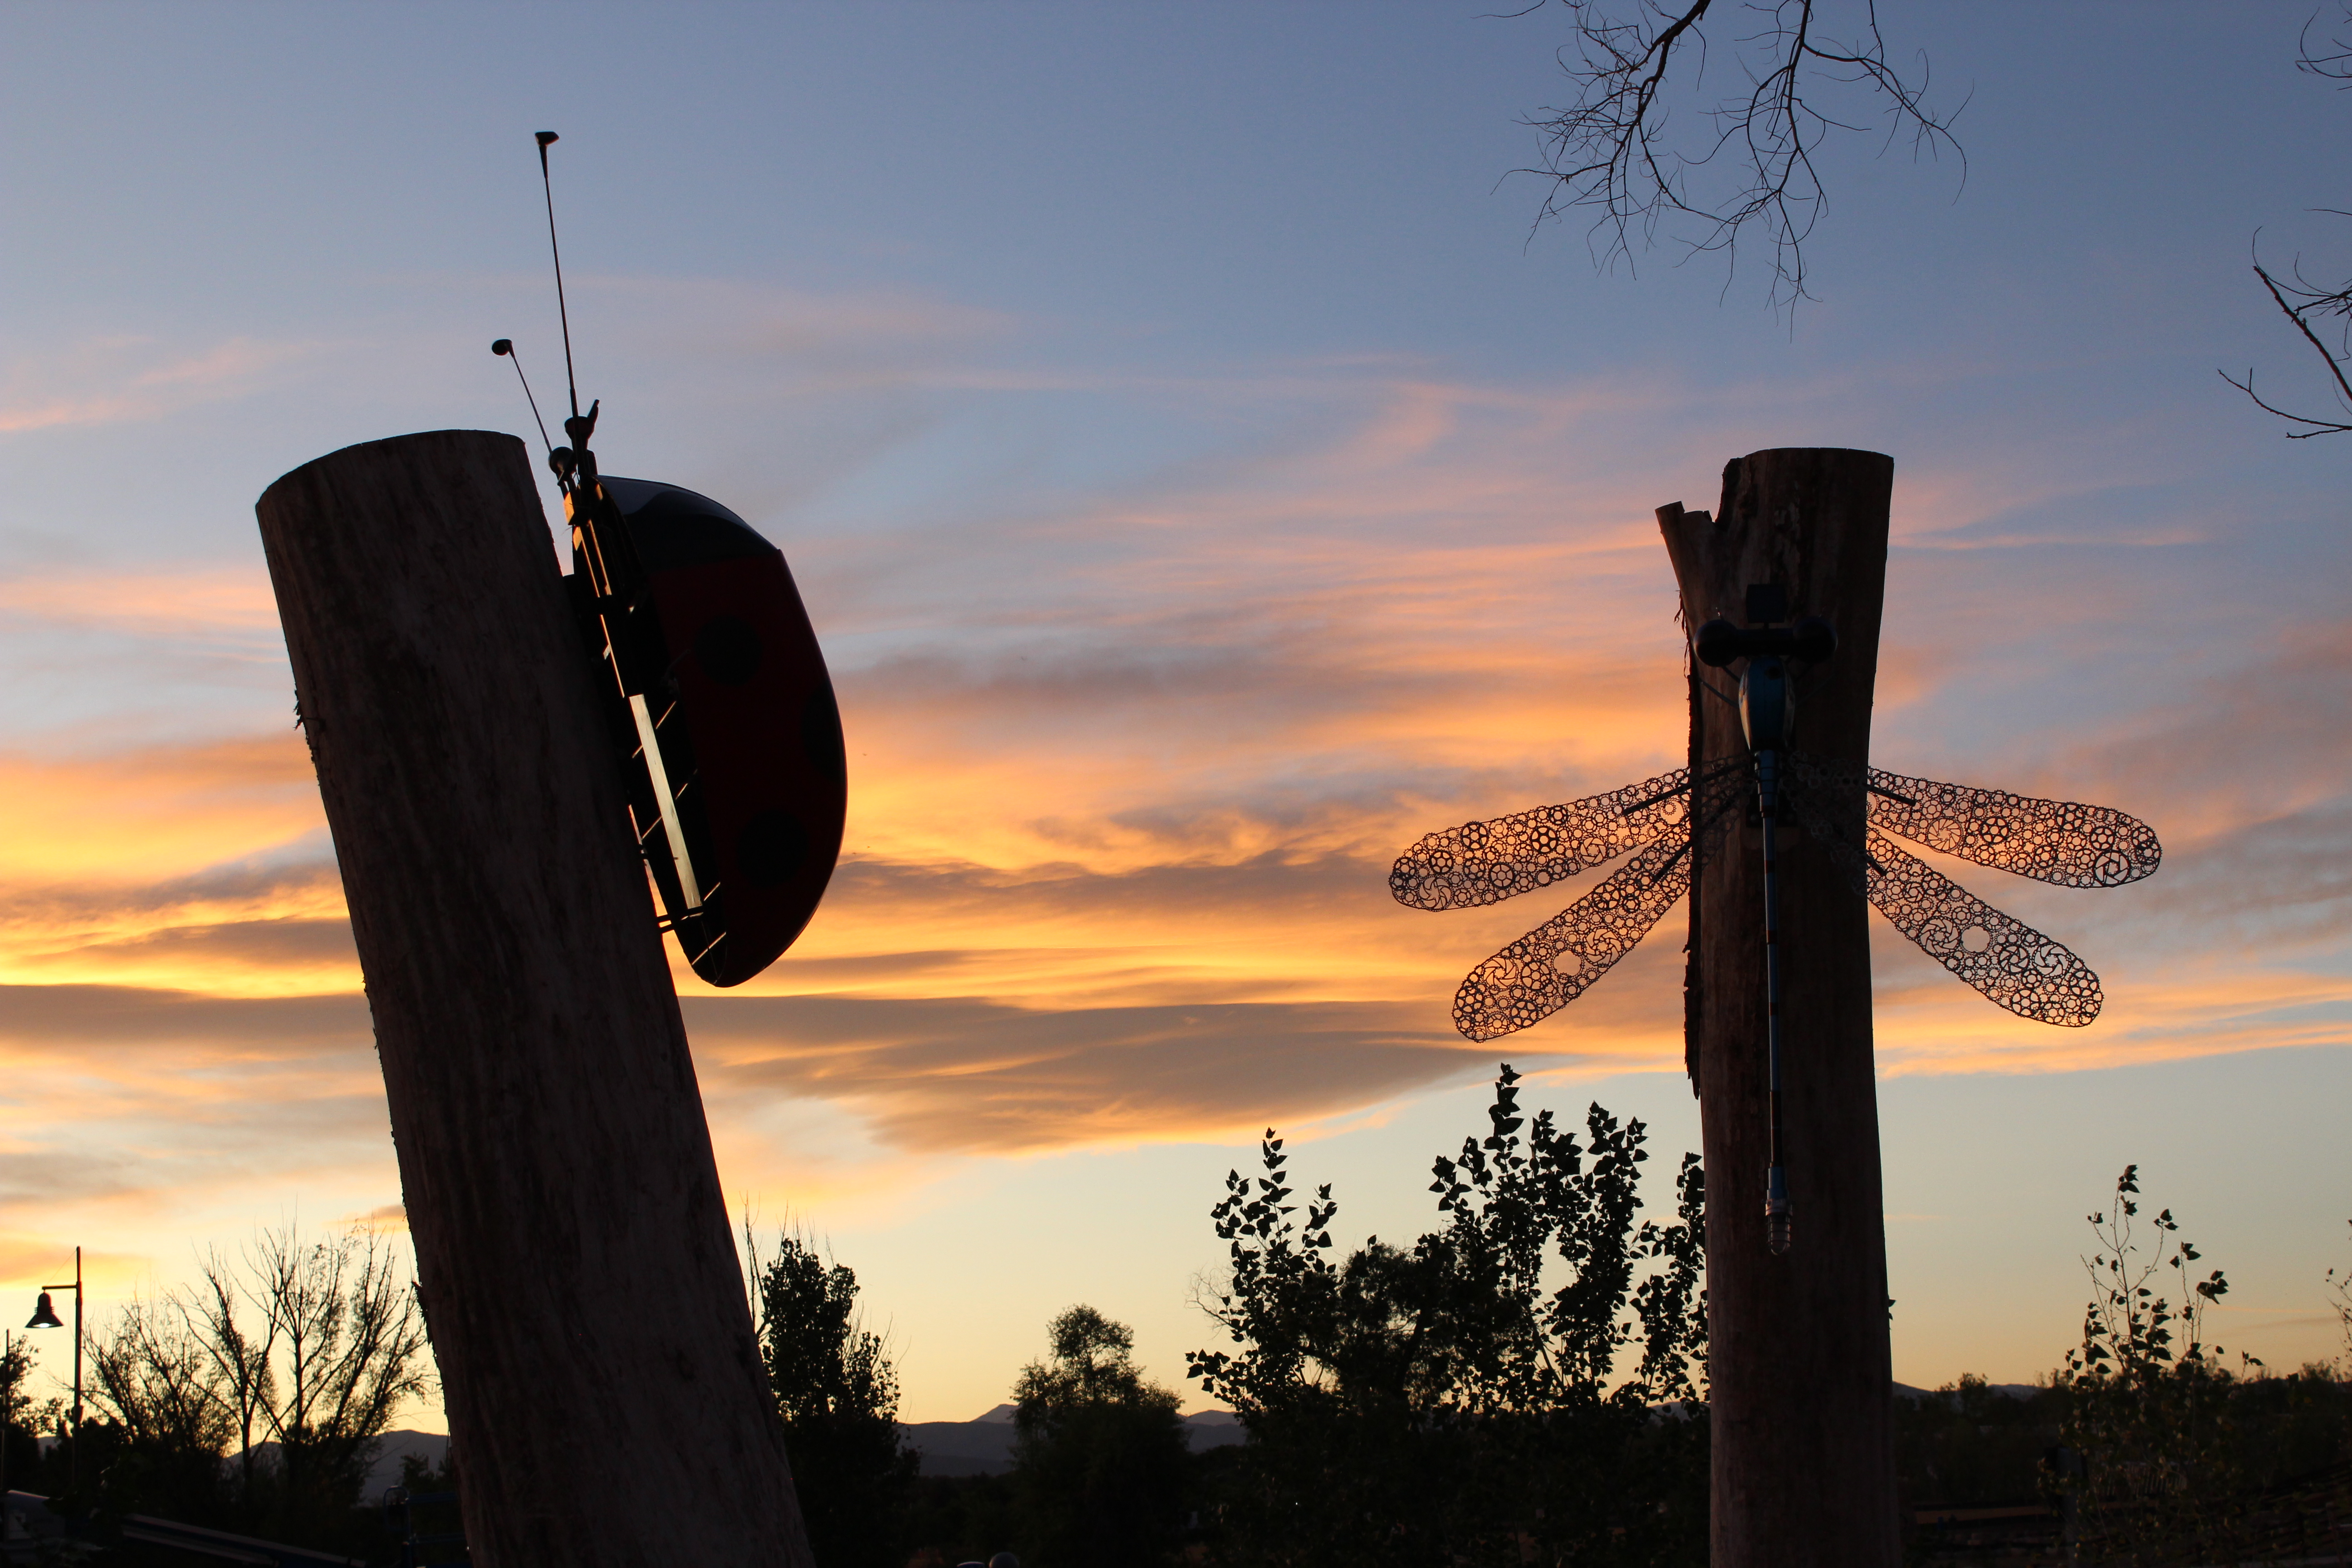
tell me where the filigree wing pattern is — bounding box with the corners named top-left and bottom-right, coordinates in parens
top-left (1451, 835), bottom-right (1691, 1041)
top-left (1391, 765), bottom-right (1704, 913)
top-left (1867, 769), bottom-right (2161, 889)
top-left (1863, 828), bottom-right (2103, 1027)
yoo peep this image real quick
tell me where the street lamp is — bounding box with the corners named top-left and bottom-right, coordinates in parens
top-left (25, 1248), bottom-right (80, 1494)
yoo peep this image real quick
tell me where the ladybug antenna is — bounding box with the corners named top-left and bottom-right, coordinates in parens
top-left (534, 131), bottom-right (585, 430)
top-left (489, 338), bottom-right (555, 458)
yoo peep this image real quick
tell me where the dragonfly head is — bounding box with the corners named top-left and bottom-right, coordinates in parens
top-left (1696, 593), bottom-right (1831, 754)
top-left (1695, 614), bottom-right (1837, 669)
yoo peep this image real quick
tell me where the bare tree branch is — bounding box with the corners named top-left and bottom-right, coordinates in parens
top-left (2221, 257), bottom-right (2352, 438)
top-left (86, 1298), bottom-right (235, 1456)
top-left (239, 1224), bottom-right (431, 1505)
top-left (2299, 1), bottom-right (2352, 83)
top-left (1516, 0), bottom-right (1963, 309)
top-left (190, 1250), bottom-right (279, 1501)
top-left (2225, 9), bottom-right (2352, 437)
top-left (177, 1223), bottom-right (431, 1510)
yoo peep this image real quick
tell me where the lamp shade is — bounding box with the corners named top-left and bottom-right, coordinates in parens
top-left (25, 1292), bottom-right (62, 1330)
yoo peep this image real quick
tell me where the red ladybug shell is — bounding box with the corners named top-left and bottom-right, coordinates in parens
top-left (604, 477), bottom-right (845, 986)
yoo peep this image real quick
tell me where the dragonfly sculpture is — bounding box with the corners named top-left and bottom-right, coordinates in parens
top-left (1391, 667), bottom-right (2159, 1040)
top-left (1390, 589), bottom-right (2162, 1249)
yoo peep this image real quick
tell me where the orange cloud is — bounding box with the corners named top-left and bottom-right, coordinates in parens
top-left (0, 354), bottom-right (2340, 1241)
top-left (0, 734), bottom-right (320, 883)
top-left (0, 732), bottom-right (343, 995)
top-left (0, 565), bottom-right (280, 642)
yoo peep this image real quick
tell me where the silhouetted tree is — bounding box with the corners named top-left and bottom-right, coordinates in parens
top-left (22, 1222), bottom-right (429, 1554)
top-left (2330, 1218), bottom-right (2352, 1358)
top-left (211, 1222), bottom-right (431, 1532)
top-left (748, 1230), bottom-right (916, 1568)
top-left (186, 1253), bottom-right (274, 1511)
top-left (1188, 1065), bottom-right (1707, 1566)
top-left (84, 1298), bottom-right (237, 1522)
top-left (0, 1337), bottom-right (55, 1497)
top-left (75, 1222), bottom-right (429, 1541)
top-left (1519, 0), bottom-right (1961, 308)
top-left (1894, 1374), bottom-right (2065, 1517)
top-left (1891, 1196), bottom-right (2352, 1555)
top-left (1012, 1306), bottom-right (1191, 1568)
top-left (899, 1471), bottom-right (1020, 1568)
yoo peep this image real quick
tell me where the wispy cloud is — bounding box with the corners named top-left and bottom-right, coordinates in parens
top-left (0, 565), bottom-right (281, 642)
top-left (0, 733), bottom-right (323, 886)
top-left (690, 994), bottom-right (1475, 1153)
top-left (0, 336), bottom-right (330, 434)
top-left (0, 343), bottom-right (2342, 1257)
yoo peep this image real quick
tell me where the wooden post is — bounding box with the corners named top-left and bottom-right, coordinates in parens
top-left (256, 431), bottom-right (814, 1568)
top-left (1658, 449), bottom-right (1899, 1566)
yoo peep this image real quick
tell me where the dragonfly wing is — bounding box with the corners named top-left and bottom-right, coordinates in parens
top-left (1451, 835), bottom-right (1691, 1041)
top-left (1865, 828), bottom-right (2102, 1026)
top-left (1392, 764), bottom-right (1711, 912)
top-left (1867, 769), bottom-right (2161, 888)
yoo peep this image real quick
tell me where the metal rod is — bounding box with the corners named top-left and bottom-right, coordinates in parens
top-left (72, 1247), bottom-right (81, 1493)
top-left (534, 132), bottom-right (580, 422)
top-left (627, 693), bottom-right (703, 912)
top-left (1620, 777), bottom-right (1694, 816)
top-left (1686, 647), bottom-right (1705, 1098)
top-left (492, 340), bottom-right (556, 460)
top-left (1759, 755), bottom-right (1793, 1256)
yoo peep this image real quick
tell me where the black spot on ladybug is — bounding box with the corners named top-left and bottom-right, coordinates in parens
top-left (693, 615), bottom-right (762, 686)
top-left (803, 684), bottom-right (846, 785)
top-left (737, 810), bottom-right (808, 887)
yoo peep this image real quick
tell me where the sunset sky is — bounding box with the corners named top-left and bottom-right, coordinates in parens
top-left (3, 3), bottom-right (2349, 1427)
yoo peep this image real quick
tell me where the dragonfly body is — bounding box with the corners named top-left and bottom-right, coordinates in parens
top-left (1740, 650), bottom-right (1798, 1254)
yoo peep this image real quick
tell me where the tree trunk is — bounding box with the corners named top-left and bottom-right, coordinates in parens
top-left (1658, 449), bottom-right (1899, 1567)
top-left (255, 430), bottom-right (813, 1568)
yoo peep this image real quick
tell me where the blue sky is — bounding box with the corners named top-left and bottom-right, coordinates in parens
top-left (2, 1), bottom-right (2347, 1424)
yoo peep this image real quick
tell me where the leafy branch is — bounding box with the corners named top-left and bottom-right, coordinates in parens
top-left (2065, 1163), bottom-right (2233, 1379)
top-left (2053, 1165), bottom-right (2257, 1559)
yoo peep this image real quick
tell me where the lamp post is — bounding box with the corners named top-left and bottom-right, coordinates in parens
top-left (26, 1248), bottom-right (80, 1494)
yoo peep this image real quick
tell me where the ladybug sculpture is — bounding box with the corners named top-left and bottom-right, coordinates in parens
top-left (495, 132), bottom-right (844, 985)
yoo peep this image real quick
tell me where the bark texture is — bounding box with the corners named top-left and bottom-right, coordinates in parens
top-left (255, 430), bottom-right (813, 1568)
top-left (1658, 448), bottom-right (1899, 1567)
